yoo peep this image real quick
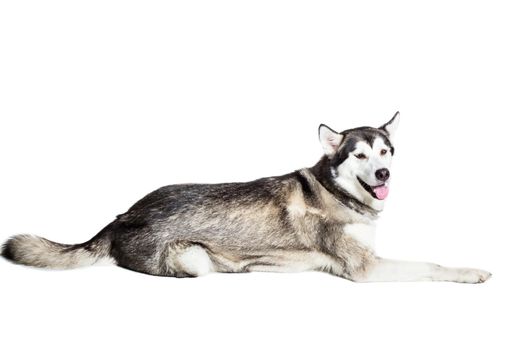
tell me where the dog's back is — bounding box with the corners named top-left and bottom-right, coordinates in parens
top-left (2, 170), bottom-right (356, 277)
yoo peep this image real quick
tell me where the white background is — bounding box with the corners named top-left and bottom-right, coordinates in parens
top-left (1, 1), bottom-right (523, 349)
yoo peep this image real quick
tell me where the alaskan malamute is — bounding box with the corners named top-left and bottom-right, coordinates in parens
top-left (1, 112), bottom-right (491, 283)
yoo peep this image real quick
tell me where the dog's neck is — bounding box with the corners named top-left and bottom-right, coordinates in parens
top-left (309, 157), bottom-right (381, 218)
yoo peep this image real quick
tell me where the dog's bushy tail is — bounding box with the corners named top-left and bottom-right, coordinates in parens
top-left (1, 234), bottom-right (112, 269)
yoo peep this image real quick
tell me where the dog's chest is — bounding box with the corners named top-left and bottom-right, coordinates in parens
top-left (343, 222), bottom-right (376, 250)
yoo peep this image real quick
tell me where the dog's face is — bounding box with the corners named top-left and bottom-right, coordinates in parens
top-left (318, 112), bottom-right (400, 210)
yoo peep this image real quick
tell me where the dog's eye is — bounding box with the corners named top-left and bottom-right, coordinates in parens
top-left (380, 149), bottom-right (388, 156)
top-left (355, 153), bottom-right (367, 160)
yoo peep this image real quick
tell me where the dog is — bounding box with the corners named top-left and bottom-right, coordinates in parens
top-left (1, 112), bottom-right (491, 283)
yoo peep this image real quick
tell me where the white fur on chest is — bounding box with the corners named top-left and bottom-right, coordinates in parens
top-left (343, 223), bottom-right (376, 250)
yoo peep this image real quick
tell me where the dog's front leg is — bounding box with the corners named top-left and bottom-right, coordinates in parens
top-left (352, 258), bottom-right (491, 283)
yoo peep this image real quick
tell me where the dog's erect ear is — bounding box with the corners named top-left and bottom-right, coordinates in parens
top-left (380, 111), bottom-right (400, 139)
top-left (319, 124), bottom-right (344, 156)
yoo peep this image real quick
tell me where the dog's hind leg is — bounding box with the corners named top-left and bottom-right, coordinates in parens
top-left (160, 241), bottom-right (215, 278)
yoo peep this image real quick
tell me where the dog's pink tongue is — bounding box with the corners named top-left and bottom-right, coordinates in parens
top-left (373, 185), bottom-right (389, 200)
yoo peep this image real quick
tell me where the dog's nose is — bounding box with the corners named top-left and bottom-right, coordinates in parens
top-left (375, 168), bottom-right (390, 182)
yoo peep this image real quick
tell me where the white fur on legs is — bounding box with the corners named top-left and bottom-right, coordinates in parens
top-left (354, 258), bottom-right (492, 283)
top-left (166, 245), bottom-right (215, 277)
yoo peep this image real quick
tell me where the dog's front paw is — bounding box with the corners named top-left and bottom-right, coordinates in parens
top-left (454, 268), bottom-right (492, 284)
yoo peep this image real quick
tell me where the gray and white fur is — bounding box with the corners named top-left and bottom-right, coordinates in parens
top-left (1, 112), bottom-right (491, 283)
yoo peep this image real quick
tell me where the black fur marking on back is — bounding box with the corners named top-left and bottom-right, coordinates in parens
top-left (291, 170), bottom-right (318, 205)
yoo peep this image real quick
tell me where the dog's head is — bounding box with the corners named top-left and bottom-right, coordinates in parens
top-left (318, 112), bottom-right (400, 209)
